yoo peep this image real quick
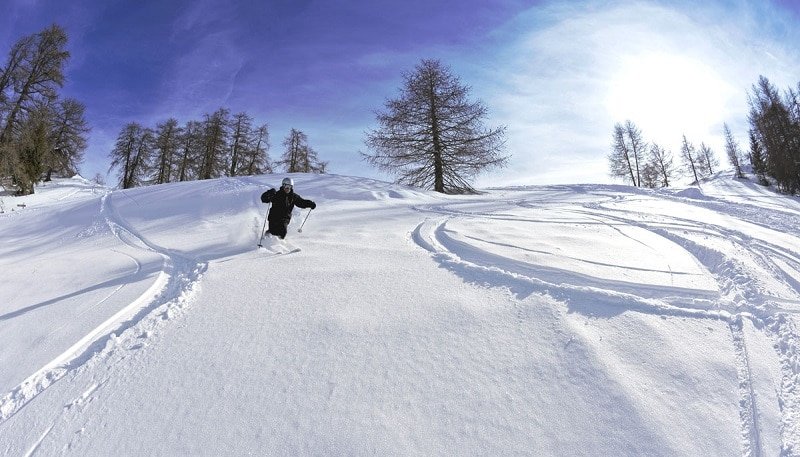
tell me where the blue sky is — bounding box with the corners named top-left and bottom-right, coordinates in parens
top-left (2, 0), bottom-right (800, 186)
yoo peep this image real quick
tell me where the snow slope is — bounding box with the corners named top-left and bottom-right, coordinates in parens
top-left (1, 172), bottom-right (800, 456)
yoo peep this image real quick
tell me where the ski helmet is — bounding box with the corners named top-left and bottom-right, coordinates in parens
top-left (281, 177), bottom-right (294, 188)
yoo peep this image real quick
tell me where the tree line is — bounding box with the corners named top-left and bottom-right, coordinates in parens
top-left (0, 24), bottom-right (89, 195)
top-left (608, 120), bottom-right (721, 188)
top-left (748, 76), bottom-right (800, 193)
top-left (609, 75), bottom-right (800, 194)
top-left (108, 58), bottom-right (510, 193)
top-left (2, 25), bottom-right (507, 195)
top-left (108, 110), bottom-right (327, 189)
top-left (111, 59), bottom-right (513, 194)
top-left (10, 26), bottom-right (797, 197)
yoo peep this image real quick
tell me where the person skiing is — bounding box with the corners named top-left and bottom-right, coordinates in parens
top-left (260, 177), bottom-right (316, 239)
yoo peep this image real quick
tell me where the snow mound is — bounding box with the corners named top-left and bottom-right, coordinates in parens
top-left (673, 187), bottom-right (709, 200)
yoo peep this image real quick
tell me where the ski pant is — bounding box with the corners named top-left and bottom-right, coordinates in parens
top-left (267, 218), bottom-right (290, 239)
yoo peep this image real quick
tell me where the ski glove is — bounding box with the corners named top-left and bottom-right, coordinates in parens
top-left (309, 201), bottom-right (316, 209)
top-left (261, 188), bottom-right (276, 203)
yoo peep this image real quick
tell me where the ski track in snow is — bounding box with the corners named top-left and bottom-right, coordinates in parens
top-left (731, 318), bottom-right (763, 457)
top-left (30, 249), bottom-right (141, 348)
top-left (4, 176), bottom-right (800, 455)
top-left (23, 423), bottom-right (53, 457)
top-left (0, 191), bottom-right (207, 425)
top-left (411, 189), bottom-right (800, 456)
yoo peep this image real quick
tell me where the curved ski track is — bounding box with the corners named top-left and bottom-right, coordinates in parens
top-left (411, 191), bottom-right (800, 457)
top-left (0, 191), bottom-right (208, 424)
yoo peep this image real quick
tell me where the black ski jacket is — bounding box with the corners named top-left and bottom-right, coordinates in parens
top-left (261, 189), bottom-right (315, 222)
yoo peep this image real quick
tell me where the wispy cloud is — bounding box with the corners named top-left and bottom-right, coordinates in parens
top-left (5, 0), bottom-right (799, 186)
top-left (157, 30), bottom-right (245, 120)
top-left (473, 0), bottom-right (800, 185)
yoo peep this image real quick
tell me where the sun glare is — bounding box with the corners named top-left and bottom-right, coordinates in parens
top-left (605, 53), bottom-right (735, 144)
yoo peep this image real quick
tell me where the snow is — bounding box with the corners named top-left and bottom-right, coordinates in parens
top-left (1, 170), bottom-right (800, 455)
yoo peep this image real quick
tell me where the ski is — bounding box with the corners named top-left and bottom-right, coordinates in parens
top-left (257, 246), bottom-right (301, 256)
top-left (256, 235), bottom-right (301, 256)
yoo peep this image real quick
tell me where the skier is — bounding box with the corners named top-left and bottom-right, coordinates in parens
top-left (260, 177), bottom-right (316, 239)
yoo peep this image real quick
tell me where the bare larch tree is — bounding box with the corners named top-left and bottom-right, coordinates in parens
top-left (278, 128), bottom-right (326, 173)
top-left (108, 122), bottom-right (153, 189)
top-left (608, 120), bottom-right (646, 186)
top-left (1, 24), bottom-right (86, 194)
top-left (648, 143), bottom-right (676, 187)
top-left (239, 123), bottom-right (272, 176)
top-left (722, 123), bottom-right (744, 179)
top-left (680, 135), bottom-right (701, 185)
top-left (363, 59), bottom-right (507, 193)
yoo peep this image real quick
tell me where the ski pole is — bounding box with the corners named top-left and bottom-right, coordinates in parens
top-left (257, 203), bottom-right (270, 247)
top-left (297, 208), bottom-right (313, 233)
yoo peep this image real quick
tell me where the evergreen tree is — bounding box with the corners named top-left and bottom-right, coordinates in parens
top-left (364, 59), bottom-right (507, 193)
top-left (748, 75), bottom-right (800, 194)
top-left (788, 85), bottom-right (800, 123)
top-left (749, 129), bottom-right (769, 186)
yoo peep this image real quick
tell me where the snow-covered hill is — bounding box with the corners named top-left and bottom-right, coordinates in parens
top-left (2, 172), bottom-right (800, 456)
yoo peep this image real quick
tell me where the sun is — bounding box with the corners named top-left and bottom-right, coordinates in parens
top-left (604, 53), bottom-right (736, 144)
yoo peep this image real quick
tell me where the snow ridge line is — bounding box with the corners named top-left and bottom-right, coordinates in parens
top-left (0, 192), bottom-right (207, 424)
